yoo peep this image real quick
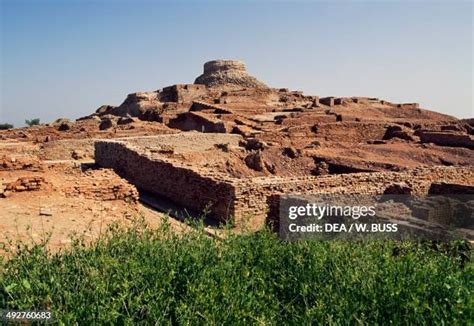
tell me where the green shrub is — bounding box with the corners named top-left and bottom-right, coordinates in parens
top-left (25, 118), bottom-right (40, 126)
top-left (0, 123), bottom-right (13, 130)
top-left (0, 219), bottom-right (472, 324)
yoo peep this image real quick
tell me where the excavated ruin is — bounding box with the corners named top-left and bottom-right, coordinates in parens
top-left (194, 60), bottom-right (268, 89)
top-left (1, 59), bottom-right (473, 235)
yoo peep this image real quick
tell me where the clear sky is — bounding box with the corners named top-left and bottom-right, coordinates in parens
top-left (1, 0), bottom-right (472, 127)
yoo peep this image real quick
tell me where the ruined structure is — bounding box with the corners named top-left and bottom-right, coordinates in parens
top-left (194, 60), bottom-right (268, 89)
top-left (95, 135), bottom-right (473, 229)
top-left (1, 59), bottom-right (472, 240)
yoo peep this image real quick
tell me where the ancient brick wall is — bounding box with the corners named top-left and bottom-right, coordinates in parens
top-left (417, 131), bottom-right (474, 149)
top-left (95, 138), bottom-right (473, 229)
top-left (95, 140), bottom-right (236, 221)
top-left (311, 122), bottom-right (388, 143)
top-left (230, 166), bottom-right (474, 229)
top-left (168, 112), bottom-right (229, 133)
top-left (160, 84), bottom-right (207, 103)
top-left (62, 169), bottom-right (139, 202)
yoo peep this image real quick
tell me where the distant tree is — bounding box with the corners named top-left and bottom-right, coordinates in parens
top-left (25, 118), bottom-right (40, 126)
top-left (0, 123), bottom-right (14, 130)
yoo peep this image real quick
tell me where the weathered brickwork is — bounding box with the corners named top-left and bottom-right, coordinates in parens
top-left (311, 122), bottom-right (389, 143)
top-left (417, 130), bottom-right (474, 149)
top-left (95, 136), bottom-right (474, 230)
top-left (160, 84), bottom-right (207, 103)
top-left (95, 140), bottom-right (236, 220)
top-left (0, 155), bottom-right (44, 171)
top-left (0, 176), bottom-right (45, 197)
top-left (231, 167), bottom-right (474, 228)
top-left (62, 169), bottom-right (139, 202)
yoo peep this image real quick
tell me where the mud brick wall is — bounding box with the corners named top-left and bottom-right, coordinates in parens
top-left (62, 169), bottom-right (139, 202)
top-left (95, 141), bottom-right (237, 221)
top-left (231, 166), bottom-right (474, 229)
top-left (311, 122), bottom-right (388, 143)
top-left (160, 84), bottom-right (207, 103)
top-left (417, 131), bottom-right (474, 149)
top-left (320, 97), bottom-right (335, 106)
top-left (168, 112), bottom-right (229, 133)
top-left (95, 138), bottom-right (473, 229)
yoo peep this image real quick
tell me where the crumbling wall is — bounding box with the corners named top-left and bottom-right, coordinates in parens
top-left (62, 169), bottom-right (139, 202)
top-left (417, 130), bottom-right (474, 149)
top-left (0, 155), bottom-right (43, 171)
top-left (231, 166), bottom-right (474, 229)
top-left (311, 122), bottom-right (388, 143)
top-left (160, 84), bottom-right (207, 103)
top-left (95, 138), bottom-right (473, 230)
top-left (168, 112), bottom-right (229, 133)
top-left (0, 176), bottom-right (45, 198)
top-left (95, 141), bottom-right (236, 221)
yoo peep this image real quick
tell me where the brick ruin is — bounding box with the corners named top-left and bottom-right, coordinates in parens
top-left (95, 135), bottom-right (474, 229)
top-left (61, 169), bottom-right (139, 202)
top-left (1, 59), bottom-right (472, 234)
top-left (0, 176), bottom-right (46, 198)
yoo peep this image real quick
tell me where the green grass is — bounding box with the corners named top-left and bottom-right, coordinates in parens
top-left (1, 218), bottom-right (472, 325)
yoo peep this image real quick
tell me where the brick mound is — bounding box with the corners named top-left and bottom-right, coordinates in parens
top-left (1, 59), bottom-right (472, 178)
top-left (1, 60), bottom-right (472, 178)
top-left (62, 168), bottom-right (139, 202)
top-left (0, 176), bottom-right (45, 197)
top-left (194, 60), bottom-right (268, 89)
top-left (0, 155), bottom-right (44, 171)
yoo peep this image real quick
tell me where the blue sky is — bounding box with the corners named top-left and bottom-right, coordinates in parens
top-left (1, 0), bottom-right (472, 127)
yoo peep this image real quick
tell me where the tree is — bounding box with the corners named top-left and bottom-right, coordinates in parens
top-left (25, 118), bottom-right (40, 126)
top-left (0, 123), bottom-right (14, 130)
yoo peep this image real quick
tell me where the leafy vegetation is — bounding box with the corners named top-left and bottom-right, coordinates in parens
top-left (0, 123), bottom-right (14, 130)
top-left (0, 219), bottom-right (472, 324)
top-left (25, 118), bottom-right (40, 126)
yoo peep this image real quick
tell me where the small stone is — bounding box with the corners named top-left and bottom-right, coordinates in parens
top-left (72, 149), bottom-right (86, 160)
top-left (39, 207), bottom-right (53, 216)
